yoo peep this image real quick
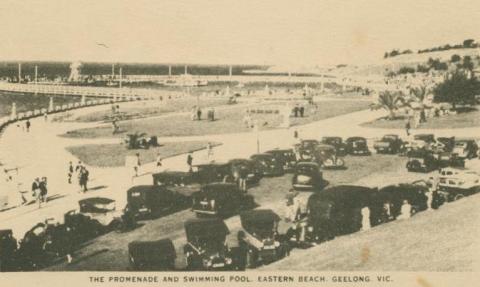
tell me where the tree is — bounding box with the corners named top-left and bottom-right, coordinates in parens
top-left (462, 56), bottom-right (474, 71)
top-left (371, 91), bottom-right (406, 120)
top-left (463, 39), bottom-right (475, 48)
top-left (451, 54), bottom-right (461, 62)
top-left (433, 71), bottom-right (480, 109)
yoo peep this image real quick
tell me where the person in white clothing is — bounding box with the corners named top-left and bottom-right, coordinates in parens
top-left (398, 200), bottom-right (412, 219)
top-left (361, 206), bottom-right (371, 231)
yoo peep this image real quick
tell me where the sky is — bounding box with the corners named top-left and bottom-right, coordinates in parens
top-left (0, 0), bottom-right (479, 66)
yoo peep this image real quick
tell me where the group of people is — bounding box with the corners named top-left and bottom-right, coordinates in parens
top-left (68, 161), bottom-right (90, 193)
top-left (30, 177), bottom-right (48, 208)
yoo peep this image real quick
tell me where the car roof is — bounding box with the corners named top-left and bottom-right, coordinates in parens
top-left (322, 136), bottom-right (341, 139)
top-left (250, 153), bottom-right (273, 158)
top-left (152, 171), bottom-right (190, 177)
top-left (128, 239), bottom-right (176, 257)
top-left (194, 162), bottom-right (229, 167)
top-left (265, 148), bottom-right (294, 153)
top-left (240, 209), bottom-right (280, 225)
top-left (79, 197), bottom-right (115, 205)
top-left (184, 218), bottom-right (229, 239)
top-left (127, 185), bottom-right (165, 194)
top-left (346, 137), bottom-right (366, 141)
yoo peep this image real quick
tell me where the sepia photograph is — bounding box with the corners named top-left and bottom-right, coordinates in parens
top-left (0, 0), bottom-right (479, 286)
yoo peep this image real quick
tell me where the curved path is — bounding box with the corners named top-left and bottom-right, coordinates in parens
top-left (1, 98), bottom-right (479, 240)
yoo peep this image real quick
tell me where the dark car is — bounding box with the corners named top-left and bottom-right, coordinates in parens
top-left (321, 136), bottom-right (347, 156)
top-left (250, 153), bottom-right (284, 177)
top-left (128, 239), bottom-right (176, 271)
top-left (406, 150), bottom-right (439, 172)
top-left (183, 218), bottom-right (235, 270)
top-left (195, 162), bottom-right (232, 183)
top-left (375, 184), bottom-right (428, 219)
top-left (227, 158), bottom-right (263, 185)
top-left (302, 185), bottom-right (375, 243)
top-left (152, 171), bottom-right (195, 187)
top-left (0, 229), bottom-right (18, 271)
top-left (238, 209), bottom-right (289, 268)
top-left (265, 149), bottom-right (297, 172)
top-left (434, 137), bottom-right (455, 153)
top-left (78, 197), bottom-right (135, 232)
top-left (127, 185), bottom-right (191, 219)
top-left (192, 183), bottom-right (254, 217)
top-left (313, 144), bottom-right (345, 169)
top-left (292, 162), bottom-right (325, 191)
top-left (373, 134), bottom-right (404, 154)
top-left (414, 134), bottom-right (436, 144)
top-left (452, 139), bottom-right (478, 159)
top-left (295, 139), bottom-right (320, 161)
top-left (436, 152), bottom-right (465, 168)
top-left (345, 137), bottom-right (371, 156)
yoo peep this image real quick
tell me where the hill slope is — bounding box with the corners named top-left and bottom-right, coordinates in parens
top-left (263, 194), bottom-right (480, 271)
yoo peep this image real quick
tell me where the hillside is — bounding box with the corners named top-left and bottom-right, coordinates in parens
top-left (263, 194), bottom-right (480, 271)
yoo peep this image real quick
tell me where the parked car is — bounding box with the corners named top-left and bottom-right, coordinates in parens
top-left (313, 144), bottom-right (345, 169)
top-left (414, 134), bottom-right (436, 144)
top-left (191, 183), bottom-right (254, 217)
top-left (345, 137), bottom-right (371, 156)
top-left (321, 136), bottom-right (347, 156)
top-left (452, 139), bottom-right (478, 159)
top-left (265, 149), bottom-right (297, 172)
top-left (435, 152), bottom-right (465, 168)
top-left (124, 133), bottom-right (159, 149)
top-left (183, 218), bottom-right (235, 270)
top-left (302, 186), bottom-right (375, 244)
top-left (292, 162), bottom-right (325, 191)
top-left (373, 134), bottom-right (404, 154)
top-left (406, 150), bottom-right (439, 172)
top-left (152, 171), bottom-right (195, 187)
top-left (152, 162), bottom-right (231, 188)
top-left (0, 229), bottom-right (18, 271)
top-left (375, 184), bottom-right (428, 218)
top-left (436, 168), bottom-right (480, 201)
top-left (434, 137), bottom-right (455, 153)
top-left (403, 134), bottom-right (435, 153)
top-left (238, 209), bottom-right (289, 268)
top-left (295, 139), bottom-right (320, 160)
top-left (128, 239), bottom-right (176, 271)
top-left (195, 162), bottom-right (232, 183)
top-left (227, 158), bottom-right (263, 185)
top-left (126, 185), bottom-right (191, 219)
top-left (249, 153), bottom-right (284, 177)
top-left (78, 197), bottom-right (135, 232)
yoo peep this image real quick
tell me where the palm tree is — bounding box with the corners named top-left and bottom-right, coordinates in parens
top-left (371, 91), bottom-right (406, 120)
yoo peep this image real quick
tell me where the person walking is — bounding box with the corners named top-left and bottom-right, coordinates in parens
top-left (79, 167), bottom-right (89, 193)
top-left (133, 153), bottom-right (141, 177)
top-left (206, 142), bottom-right (214, 161)
top-left (196, 108), bottom-right (202, 120)
top-left (31, 178), bottom-right (41, 207)
top-left (25, 120), bottom-right (31, 132)
top-left (360, 206), bottom-right (371, 231)
top-left (405, 120), bottom-right (411, 136)
top-left (39, 177), bottom-right (48, 205)
top-left (155, 153), bottom-right (163, 170)
top-left (187, 153), bottom-right (193, 172)
top-left (67, 161), bottom-right (74, 184)
top-left (238, 167), bottom-right (248, 193)
top-left (398, 200), bottom-right (412, 220)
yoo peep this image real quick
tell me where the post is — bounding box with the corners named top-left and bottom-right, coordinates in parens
top-left (229, 65), bottom-right (232, 78)
top-left (253, 121), bottom-right (260, 153)
top-left (18, 63), bottom-right (22, 83)
top-left (112, 63), bottom-right (115, 79)
top-left (184, 65), bottom-right (188, 75)
top-left (10, 103), bottom-right (16, 120)
top-left (48, 97), bottom-right (54, 112)
top-left (34, 65), bottom-right (38, 84)
top-left (168, 65), bottom-right (172, 76)
top-left (119, 67), bottom-right (123, 89)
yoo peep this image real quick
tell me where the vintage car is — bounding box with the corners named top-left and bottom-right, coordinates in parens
top-left (77, 197), bottom-right (135, 232)
top-left (436, 168), bottom-right (480, 201)
top-left (238, 209), bottom-right (289, 268)
top-left (434, 137), bottom-right (455, 153)
top-left (435, 152), bottom-right (465, 168)
top-left (128, 239), bottom-right (176, 271)
top-left (249, 153), bottom-right (284, 177)
top-left (345, 137), bottom-right (371, 156)
top-left (406, 150), bottom-right (439, 173)
top-left (126, 185), bottom-right (191, 219)
top-left (265, 149), bottom-right (297, 172)
top-left (294, 139), bottom-right (320, 160)
top-left (373, 134), bottom-right (404, 154)
top-left (183, 218), bottom-right (235, 270)
top-left (152, 162), bottom-right (231, 187)
top-left (0, 229), bottom-right (18, 271)
top-left (414, 134), bottom-right (436, 144)
top-left (125, 133), bottom-right (159, 149)
top-left (375, 184), bottom-right (428, 219)
top-left (403, 134), bottom-right (436, 153)
top-left (313, 144), bottom-right (345, 169)
top-left (191, 183), bottom-right (254, 217)
top-left (452, 139), bottom-right (479, 159)
top-left (227, 158), bottom-right (263, 185)
top-left (321, 136), bottom-right (347, 156)
top-left (292, 162), bottom-right (325, 191)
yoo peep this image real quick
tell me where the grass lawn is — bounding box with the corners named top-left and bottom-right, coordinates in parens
top-left (0, 91), bottom-right (94, 117)
top-left (62, 100), bottom-right (371, 139)
top-left (362, 106), bottom-right (480, 129)
top-left (72, 97), bottom-right (232, 122)
top-left (66, 141), bottom-right (220, 167)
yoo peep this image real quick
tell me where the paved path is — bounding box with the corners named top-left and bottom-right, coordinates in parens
top-left (1, 98), bottom-right (479, 239)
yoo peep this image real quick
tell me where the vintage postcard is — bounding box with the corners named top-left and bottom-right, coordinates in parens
top-left (0, 0), bottom-right (479, 286)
